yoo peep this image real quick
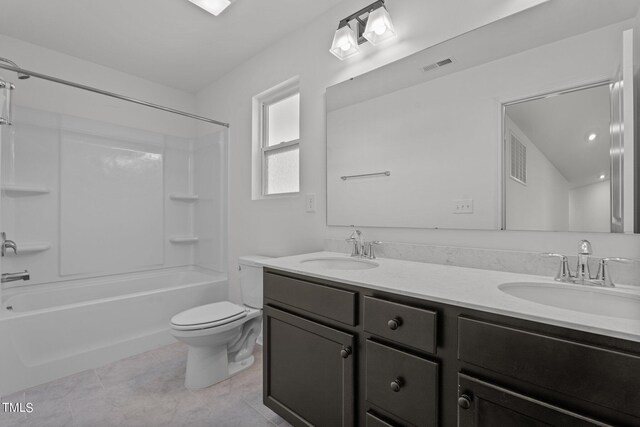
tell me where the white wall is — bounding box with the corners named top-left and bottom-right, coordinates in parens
top-left (569, 180), bottom-right (611, 232)
top-left (195, 0), bottom-right (555, 299)
top-left (506, 116), bottom-right (570, 231)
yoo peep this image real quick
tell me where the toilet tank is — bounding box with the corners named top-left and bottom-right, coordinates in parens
top-left (238, 255), bottom-right (272, 309)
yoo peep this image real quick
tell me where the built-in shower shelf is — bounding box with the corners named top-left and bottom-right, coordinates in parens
top-left (8, 243), bottom-right (51, 255)
top-left (1, 185), bottom-right (51, 196)
top-left (170, 236), bottom-right (199, 244)
top-left (169, 193), bottom-right (199, 202)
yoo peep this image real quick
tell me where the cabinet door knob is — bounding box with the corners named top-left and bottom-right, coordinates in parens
top-left (340, 346), bottom-right (352, 359)
top-left (387, 317), bottom-right (402, 330)
top-left (458, 394), bottom-right (472, 410)
top-left (390, 378), bottom-right (403, 392)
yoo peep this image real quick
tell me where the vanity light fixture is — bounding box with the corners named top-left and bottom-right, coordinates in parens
top-left (187, 0), bottom-right (231, 16)
top-left (330, 23), bottom-right (360, 60)
top-left (330, 0), bottom-right (397, 60)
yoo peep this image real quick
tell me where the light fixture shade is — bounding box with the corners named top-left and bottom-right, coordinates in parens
top-left (188, 0), bottom-right (231, 16)
top-left (330, 24), bottom-right (360, 60)
top-left (363, 6), bottom-right (397, 45)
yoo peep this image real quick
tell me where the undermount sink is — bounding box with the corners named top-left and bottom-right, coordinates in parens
top-left (499, 282), bottom-right (640, 320)
top-left (300, 257), bottom-right (379, 270)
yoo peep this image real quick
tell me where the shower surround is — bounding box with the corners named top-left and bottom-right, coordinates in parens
top-left (0, 105), bottom-right (228, 395)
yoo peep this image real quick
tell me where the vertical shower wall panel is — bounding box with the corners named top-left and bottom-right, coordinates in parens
top-left (165, 137), bottom-right (197, 268)
top-left (60, 126), bottom-right (164, 275)
top-left (195, 133), bottom-right (226, 272)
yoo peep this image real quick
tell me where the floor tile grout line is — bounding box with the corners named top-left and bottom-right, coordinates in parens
top-left (94, 368), bottom-right (107, 391)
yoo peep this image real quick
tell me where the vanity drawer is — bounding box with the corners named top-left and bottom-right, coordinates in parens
top-left (458, 317), bottom-right (640, 419)
top-left (366, 412), bottom-right (399, 427)
top-left (364, 296), bottom-right (437, 353)
top-left (366, 340), bottom-right (438, 427)
top-left (264, 272), bottom-right (357, 325)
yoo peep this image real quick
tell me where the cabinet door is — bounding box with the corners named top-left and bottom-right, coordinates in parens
top-left (264, 306), bottom-right (355, 427)
top-left (458, 374), bottom-right (612, 427)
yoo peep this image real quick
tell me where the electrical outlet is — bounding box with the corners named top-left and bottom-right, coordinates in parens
top-left (453, 199), bottom-right (473, 214)
top-left (305, 193), bottom-right (316, 213)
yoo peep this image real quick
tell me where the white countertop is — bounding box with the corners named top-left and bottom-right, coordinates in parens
top-left (261, 251), bottom-right (640, 343)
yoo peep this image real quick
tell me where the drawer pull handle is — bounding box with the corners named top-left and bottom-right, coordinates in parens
top-left (340, 346), bottom-right (352, 359)
top-left (390, 378), bottom-right (403, 392)
top-left (387, 317), bottom-right (402, 330)
top-left (458, 394), bottom-right (472, 410)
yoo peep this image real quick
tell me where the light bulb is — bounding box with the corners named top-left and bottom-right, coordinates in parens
top-left (374, 24), bottom-right (386, 35)
top-left (340, 42), bottom-right (351, 52)
top-left (363, 6), bottom-right (397, 46)
top-left (588, 133), bottom-right (597, 141)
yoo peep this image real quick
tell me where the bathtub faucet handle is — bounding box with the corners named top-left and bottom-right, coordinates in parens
top-left (1, 231), bottom-right (17, 256)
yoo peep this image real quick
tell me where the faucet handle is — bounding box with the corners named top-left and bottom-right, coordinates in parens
top-left (595, 257), bottom-right (633, 287)
top-left (1, 232), bottom-right (17, 257)
top-left (541, 253), bottom-right (572, 282)
top-left (364, 241), bottom-right (382, 259)
top-left (578, 240), bottom-right (592, 255)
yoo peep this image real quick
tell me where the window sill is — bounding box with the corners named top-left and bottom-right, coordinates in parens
top-left (254, 192), bottom-right (300, 201)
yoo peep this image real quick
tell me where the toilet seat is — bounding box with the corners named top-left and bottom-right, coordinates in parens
top-left (171, 301), bottom-right (249, 331)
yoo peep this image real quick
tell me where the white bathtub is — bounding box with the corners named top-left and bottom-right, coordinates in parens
top-left (0, 267), bottom-right (227, 395)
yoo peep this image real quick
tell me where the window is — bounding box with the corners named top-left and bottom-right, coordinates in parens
top-left (253, 79), bottom-right (300, 197)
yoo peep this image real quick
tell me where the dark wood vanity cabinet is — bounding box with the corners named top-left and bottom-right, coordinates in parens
top-left (263, 268), bottom-right (640, 427)
top-left (263, 305), bottom-right (355, 427)
top-left (457, 374), bottom-right (611, 427)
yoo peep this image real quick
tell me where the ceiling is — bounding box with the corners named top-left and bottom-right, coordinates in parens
top-left (506, 84), bottom-right (611, 189)
top-left (0, 0), bottom-right (346, 93)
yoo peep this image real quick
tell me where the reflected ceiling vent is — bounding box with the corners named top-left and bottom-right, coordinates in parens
top-left (422, 58), bottom-right (454, 72)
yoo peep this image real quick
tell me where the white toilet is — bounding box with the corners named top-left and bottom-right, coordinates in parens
top-left (170, 255), bottom-right (271, 389)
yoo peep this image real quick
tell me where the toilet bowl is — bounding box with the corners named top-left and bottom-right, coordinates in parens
top-left (170, 255), bottom-right (271, 389)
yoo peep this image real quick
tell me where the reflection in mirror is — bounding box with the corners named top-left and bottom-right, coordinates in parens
top-left (504, 83), bottom-right (619, 232)
top-left (326, 0), bottom-right (639, 233)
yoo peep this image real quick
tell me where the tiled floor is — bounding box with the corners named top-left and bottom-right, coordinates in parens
top-left (0, 343), bottom-right (293, 427)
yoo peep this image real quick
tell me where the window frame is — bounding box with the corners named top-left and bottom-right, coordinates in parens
top-left (259, 87), bottom-right (300, 197)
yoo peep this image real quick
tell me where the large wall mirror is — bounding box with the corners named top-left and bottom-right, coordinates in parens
top-left (326, 0), bottom-right (639, 233)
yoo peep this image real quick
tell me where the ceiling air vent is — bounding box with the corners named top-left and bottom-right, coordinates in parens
top-left (510, 133), bottom-right (527, 185)
top-left (422, 58), bottom-right (454, 72)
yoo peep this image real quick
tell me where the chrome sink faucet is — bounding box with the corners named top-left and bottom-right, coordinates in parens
top-left (575, 239), bottom-right (592, 283)
top-left (543, 240), bottom-right (632, 287)
top-left (346, 226), bottom-right (364, 257)
top-left (345, 226), bottom-right (381, 259)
